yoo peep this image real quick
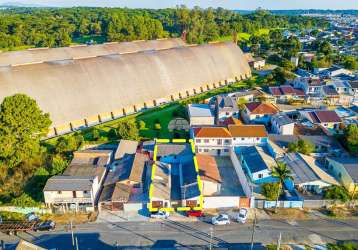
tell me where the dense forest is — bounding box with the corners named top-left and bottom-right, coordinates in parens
top-left (0, 7), bottom-right (328, 49)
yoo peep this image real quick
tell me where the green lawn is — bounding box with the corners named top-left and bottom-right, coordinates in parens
top-left (72, 35), bottom-right (107, 45)
top-left (215, 28), bottom-right (272, 43)
top-left (0, 45), bottom-right (35, 52)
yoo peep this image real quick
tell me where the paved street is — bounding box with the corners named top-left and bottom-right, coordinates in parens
top-left (2, 217), bottom-right (358, 249)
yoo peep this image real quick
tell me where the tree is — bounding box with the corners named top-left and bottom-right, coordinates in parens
top-left (237, 98), bottom-right (247, 110)
top-left (324, 185), bottom-right (350, 203)
top-left (138, 120), bottom-right (146, 130)
top-left (117, 120), bottom-right (139, 140)
top-left (344, 124), bottom-right (358, 156)
top-left (271, 162), bottom-right (293, 212)
top-left (288, 139), bottom-right (314, 155)
top-left (0, 94), bottom-right (51, 168)
top-left (327, 241), bottom-right (358, 250)
top-left (261, 182), bottom-right (280, 201)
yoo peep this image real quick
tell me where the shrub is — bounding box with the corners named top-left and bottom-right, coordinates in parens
top-left (51, 155), bottom-right (68, 175)
top-left (92, 128), bottom-right (100, 141)
top-left (261, 182), bottom-right (280, 201)
top-left (324, 185), bottom-right (350, 202)
top-left (11, 193), bottom-right (40, 208)
top-left (154, 123), bottom-right (161, 130)
top-left (107, 128), bottom-right (118, 140)
top-left (138, 120), bottom-right (146, 130)
top-left (327, 242), bottom-right (358, 250)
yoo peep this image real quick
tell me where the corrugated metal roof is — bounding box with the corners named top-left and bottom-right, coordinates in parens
top-left (284, 153), bottom-right (319, 184)
top-left (0, 41), bottom-right (250, 129)
top-left (44, 176), bottom-right (95, 191)
top-left (188, 104), bottom-right (213, 117)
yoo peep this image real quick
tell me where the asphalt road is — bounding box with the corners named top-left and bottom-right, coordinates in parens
top-left (2, 217), bottom-right (358, 249)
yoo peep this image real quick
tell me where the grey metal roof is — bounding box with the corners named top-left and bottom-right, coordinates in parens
top-left (217, 95), bottom-right (239, 111)
top-left (114, 140), bottom-right (138, 160)
top-left (0, 41), bottom-right (250, 130)
top-left (241, 146), bottom-right (274, 173)
top-left (328, 157), bottom-right (358, 182)
top-left (44, 176), bottom-right (94, 191)
top-left (284, 153), bottom-right (320, 185)
top-left (0, 38), bottom-right (185, 67)
top-left (271, 113), bottom-right (294, 126)
top-left (188, 104), bottom-right (213, 117)
top-left (156, 143), bottom-right (192, 158)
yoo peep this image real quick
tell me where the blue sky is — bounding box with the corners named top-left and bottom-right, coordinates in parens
top-left (2, 0), bottom-right (358, 9)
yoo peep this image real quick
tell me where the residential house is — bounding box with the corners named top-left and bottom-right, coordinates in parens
top-left (283, 153), bottom-right (339, 194)
top-left (193, 125), bottom-right (268, 155)
top-left (269, 85), bottom-right (305, 103)
top-left (249, 57), bottom-right (266, 69)
top-left (99, 151), bottom-right (148, 211)
top-left (230, 89), bottom-right (274, 103)
top-left (303, 110), bottom-right (342, 131)
top-left (327, 157), bottom-right (358, 194)
top-left (114, 139), bottom-right (138, 160)
top-left (329, 80), bottom-right (352, 95)
top-left (319, 66), bottom-right (352, 78)
top-left (196, 154), bottom-right (222, 196)
top-left (215, 95), bottom-right (239, 122)
top-left (218, 116), bottom-right (243, 126)
top-left (150, 162), bottom-right (172, 209)
top-left (322, 85), bottom-right (340, 105)
top-left (293, 77), bottom-right (324, 98)
top-left (242, 102), bottom-right (280, 124)
top-left (238, 146), bottom-right (277, 184)
top-left (295, 69), bottom-right (314, 78)
top-left (349, 80), bottom-right (358, 103)
top-left (187, 104), bottom-right (215, 126)
top-left (43, 150), bottom-right (112, 212)
top-left (271, 113), bottom-right (295, 135)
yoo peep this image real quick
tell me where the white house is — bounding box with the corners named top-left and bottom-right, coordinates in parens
top-left (187, 104), bottom-right (215, 126)
top-left (271, 113), bottom-right (295, 135)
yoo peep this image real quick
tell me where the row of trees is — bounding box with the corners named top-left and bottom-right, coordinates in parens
top-left (0, 7), bottom-right (328, 49)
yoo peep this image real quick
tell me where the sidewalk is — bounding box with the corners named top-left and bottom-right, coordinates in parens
top-left (96, 210), bottom-right (149, 223)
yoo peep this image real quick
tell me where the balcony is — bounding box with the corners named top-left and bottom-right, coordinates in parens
top-left (52, 197), bottom-right (93, 204)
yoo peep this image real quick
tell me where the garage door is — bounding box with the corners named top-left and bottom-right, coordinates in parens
top-left (186, 200), bottom-right (197, 208)
top-left (152, 201), bottom-right (163, 208)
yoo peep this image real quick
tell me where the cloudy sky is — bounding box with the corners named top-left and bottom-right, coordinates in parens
top-left (1, 0), bottom-right (357, 9)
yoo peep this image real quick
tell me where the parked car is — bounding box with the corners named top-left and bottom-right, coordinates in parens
top-left (186, 210), bottom-right (204, 217)
top-left (211, 214), bottom-right (230, 225)
top-left (26, 212), bottom-right (39, 222)
top-left (150, 211), bottom-right (169, 219)
top-left (236, 208), bottom-right (248, 224)
top-left (34, 220), bottom-right (56, 232)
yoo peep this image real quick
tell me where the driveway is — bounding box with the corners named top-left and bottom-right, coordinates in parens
top-left (215, 157), bottom-right (245, 196)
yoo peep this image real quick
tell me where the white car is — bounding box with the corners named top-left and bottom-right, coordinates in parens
top-left (150, 211), bottom-right (169, 219)
top-left (236, 208), bottom-right (248, 224)
top-left (211, 214), bottom-right (230, 225)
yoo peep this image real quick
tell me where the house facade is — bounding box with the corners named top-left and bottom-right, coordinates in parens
top-left (327, 157), bottom-right (358, 194)
top-left (271, 113), bottom-right (295, 135)
top-left (242, 102), bottom-right (279, 124)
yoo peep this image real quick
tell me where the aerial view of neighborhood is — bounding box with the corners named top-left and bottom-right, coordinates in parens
top-left (0, 0), bottom-right (357, 249)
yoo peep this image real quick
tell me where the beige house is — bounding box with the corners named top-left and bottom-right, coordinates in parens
top-left (327, 157), bottom-right (358, 194)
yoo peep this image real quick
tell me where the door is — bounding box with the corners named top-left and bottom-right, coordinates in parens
top-left (217, 149), bottom-right (221, 156)
top-left (72, 191), bottom-right (77, 198)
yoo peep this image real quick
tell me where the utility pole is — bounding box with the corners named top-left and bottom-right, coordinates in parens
top-left (277, 232), bottom-right (281, 250)
top-left (76, 237), bottom-right (79, 250)
top-left (209, 227), bottom-right (213, 250)
top-left (250, 210), bottom-right (257, 250)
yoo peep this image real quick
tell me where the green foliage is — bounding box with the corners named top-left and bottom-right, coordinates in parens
top-left (11, 193), bottom-right (40, 208)
top-left (50, 155), bottom-right (68, 175)
top-left (92, 128), bottom-right (100, 141)
top-left (0, 94), bottom-right (51, 168)
top-left (117, 120), bottom-right (139, 140)
top-left (342, 56), bottom-right (358, 70)
top-left (154, 123), bottom-right (162, 130)
top-left (327, 241), bottom-right (358, 250)
top-left (55, 135), bottom-right (83, 154)
top-left (0, 211), bottom-right (25, 221)
top-left (138, 120), bottom-right (146, 130)
top-left (107, 128), bottom-right (118, 140)
top-left (0, 7), bottom-right (328, 49)
top-left (324, 185), bottom-right (350, 202)
top-left (344, 124), bottom-right (358, 156)
top-left (261, 182), bottom-right (280, 201)
top-left (271, 67), bottom-right (296, 84)
top-left (288, 139), bottom-right (315, 155)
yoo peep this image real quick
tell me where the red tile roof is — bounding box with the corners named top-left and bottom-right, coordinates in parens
top-left (244, 102), bottom-right (279, 115)
top-left (228, 125), bottom-right (268, 138)
top-left (193, 127), bottom-right (231, 138)
top-left (218, 117), bottom-right (243, 126)
top-left (196, 154), bottom-right (222, 183)
top-left (308, 110), bottom-right (342, 124)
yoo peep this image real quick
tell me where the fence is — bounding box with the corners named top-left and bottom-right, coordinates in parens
top-left (230, 149), bottom-right (251, 197)
top-left (0, 206), bottom-right (51, 215)
top-left (254, 200), bottom-right (303, 209)
top-left (203, 196), bottom-right (240, 209)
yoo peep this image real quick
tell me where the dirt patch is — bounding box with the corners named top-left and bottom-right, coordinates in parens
top-left (265, 208), bottom-right (309, 220)
top-left (318, 206), bottom-right (358, 218)
top-left (40, 212), bottom-right (98, 225)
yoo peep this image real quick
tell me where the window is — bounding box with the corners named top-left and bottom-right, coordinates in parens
top-left (256, 115), bottom-right (260, 118)
top-left (258, 174), bottom-right (263, 179)
top-left (224, 149), bottom-right (229, 152)
top-left (196, 139), bottom-right (201, 143)
top-left (198, 149), bottom-right (202, 152)
top-left (204, 139), bottom-right (209, 143)
top-left (224, 139), bottom-right (230, 144)
top-left (57, 191), bottom-right (62, 194)
top-left (241, 138), bottom-right (245, 141)
top-left (256, 138), bottom-right (260, 141)
top-left (226, 112), bottom-right (230, 115)
top-left (204, 149), bottom-right (209, 152)
top-left (84, 191), bottom-right (88, 194)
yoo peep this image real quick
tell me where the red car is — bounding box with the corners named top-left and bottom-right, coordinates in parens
top-left (186, 210), bottom-right (204, 217)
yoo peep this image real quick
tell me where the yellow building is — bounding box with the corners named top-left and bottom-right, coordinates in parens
top-left (327, 157), bottom-right (358, 194)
